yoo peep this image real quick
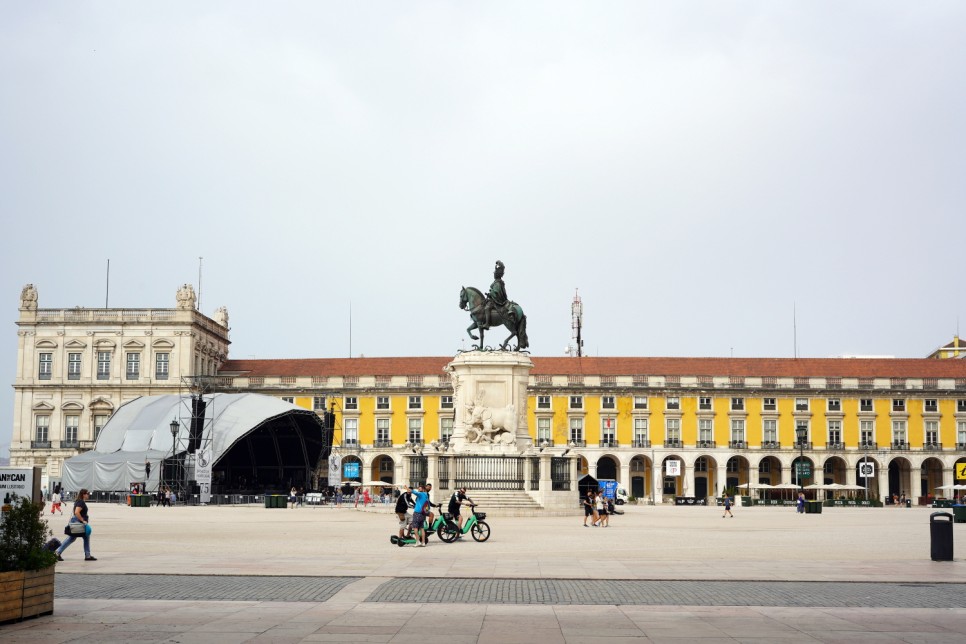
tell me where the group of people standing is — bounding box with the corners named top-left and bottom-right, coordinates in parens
top-left (394, 483), bottom-right (475, 546)
top-left (582, 490), bottom-right (613, 527)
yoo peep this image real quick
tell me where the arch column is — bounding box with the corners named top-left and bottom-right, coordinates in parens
top-left (619, 462), bottom-right (630, 489)
top-left (587, 459), bottom-right (598, 479)
top-left (653, 461), bottom-right (664, 503)
top-left (845, 461), bottom-right (856, 487)
top-left (684, 463), bottom-right (694, 498)
top-left (716, 464), bottom-right (728, 497)
top-left (877, 466), bottom-right (888, 503)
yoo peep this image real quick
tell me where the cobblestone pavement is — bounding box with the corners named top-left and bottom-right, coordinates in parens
top-left (57, 573), bottom-right (966, 608)
top-left (55, 573), bottom-right (360, 602)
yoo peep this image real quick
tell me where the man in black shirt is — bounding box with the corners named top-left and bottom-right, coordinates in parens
top-left (448, 487), bottom-right (475, 533)
top-left (395, 485), bottom-right (415, 539)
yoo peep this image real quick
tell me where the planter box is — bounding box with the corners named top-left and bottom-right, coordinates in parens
top-left (0, 566), bottom-right (55, 624)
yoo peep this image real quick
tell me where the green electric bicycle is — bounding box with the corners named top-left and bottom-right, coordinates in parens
top-left (437, 506), bottom-right (490, 543)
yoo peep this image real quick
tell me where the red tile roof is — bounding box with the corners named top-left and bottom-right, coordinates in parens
top-left (219, 356), bottom-right (966, 379)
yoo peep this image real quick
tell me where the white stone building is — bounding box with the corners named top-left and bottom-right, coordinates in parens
top-left (10, 284), bottom-right (230, 480)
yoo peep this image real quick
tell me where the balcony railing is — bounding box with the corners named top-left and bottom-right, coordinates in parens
top-left (631, 439), bottom-right (651, 448)
top-left (957, 442), bottom-right (966, 450)
top-left (921, 443), bottom-right (943, 452)
top-left (536, 439), bottom-right (555, 448)
top-left (372, 440), bottom-right (393, 448)
top-left (59, 440), bottom-right (80, 449)
top-left (825, 442), bottom-right (845, 450)
top-left (728, 440), bottom-right (747, 449)
top-left (794, 441), bottom-right (812, 450)
top-left (859, 441), bottom-right (878, 450)
top-left (891, 441), bottom-right (910, 450)
top-left (664, 440), bottom-right (683, 449)
top-left (761, 441), bottom-right (780, 449)
top-left (569, 440), bottom-right (587, 448)
top-left (30, 441), bottom-right (51, 449)
top-left (599, 440), bottom-right (619, 448)
top-left (696, 440), bottom-right (716, 448)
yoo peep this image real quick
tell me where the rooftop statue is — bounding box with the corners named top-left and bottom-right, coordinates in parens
top-left (460, 260), bottom-right (529, 351)
top-left (19, 284), bottom-right (38, 311)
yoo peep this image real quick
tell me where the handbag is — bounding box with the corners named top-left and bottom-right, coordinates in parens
top-left (65, 521), bottom-right (87, 536)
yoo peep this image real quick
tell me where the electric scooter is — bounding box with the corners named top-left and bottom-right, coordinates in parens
top-left (390, 504), bottom-right (448, 547)
top-left (437, 506), bottom-right (490, 542)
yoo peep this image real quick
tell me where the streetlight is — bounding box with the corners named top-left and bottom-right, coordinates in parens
top-left (795, 422), bottom-right (808, 495)
top-left (168, 419), bottom-right (178, 503)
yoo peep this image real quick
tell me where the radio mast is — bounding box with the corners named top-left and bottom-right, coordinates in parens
top-left (567, 289), bottom-right (583, 357)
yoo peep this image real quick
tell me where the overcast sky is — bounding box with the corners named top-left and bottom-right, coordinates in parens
top-left (2, 2), bottom-right (964, 458)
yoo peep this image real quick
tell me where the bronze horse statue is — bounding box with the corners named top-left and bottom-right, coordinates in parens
top-left (460, 286), bottom-right (529, 351)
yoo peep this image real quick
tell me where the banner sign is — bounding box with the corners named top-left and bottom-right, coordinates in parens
top-left (665, 460), bottom-right (681, 476)
top-left (858, 462), bottom-right (875, 478)
top-left (956, 463), bottom-right (966, 481)
top-left (195, 449), bottom-right (213, 504)
top-left (328, 454), bottom-right (341, 484)
top-left (343, 461), bottom-right (360, 480)
top-left (0, 467), bottom-right (37, 503)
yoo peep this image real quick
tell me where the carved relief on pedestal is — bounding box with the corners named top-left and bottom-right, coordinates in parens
top-left (463, 392), bottom-right (517, 445)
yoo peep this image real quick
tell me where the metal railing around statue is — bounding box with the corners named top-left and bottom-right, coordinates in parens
top-left (454, 457), bottom-right (525, 490)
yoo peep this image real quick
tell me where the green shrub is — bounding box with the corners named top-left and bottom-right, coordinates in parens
top-left (0, 497), bottom-right (57, 572)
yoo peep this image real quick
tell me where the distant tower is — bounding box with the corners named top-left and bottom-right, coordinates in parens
top-left (566, 290), bottom-right (583, 357)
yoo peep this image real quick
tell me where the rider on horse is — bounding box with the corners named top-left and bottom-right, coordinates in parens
top-left (483, 260), bottom-right (512, 330)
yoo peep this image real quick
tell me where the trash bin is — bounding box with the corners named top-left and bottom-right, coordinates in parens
top-left (930, 512), bottom-right (954, 561)
top-left (906, 499), bottom-right (911, 508)
top-left (952, 505), bottom-right (966, 524)
top-left (805, 500), bottom-right (823, 514)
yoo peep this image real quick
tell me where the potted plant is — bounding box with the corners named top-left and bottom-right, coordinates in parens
top-left (0, 496), bottom-right (57, 624)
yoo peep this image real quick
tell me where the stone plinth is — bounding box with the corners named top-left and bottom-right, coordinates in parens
top-left (445, 351), bottom-right (534, 455)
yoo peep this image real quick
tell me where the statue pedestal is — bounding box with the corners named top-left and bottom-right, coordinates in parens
top-left (446, 351), bottom-right (533, 455)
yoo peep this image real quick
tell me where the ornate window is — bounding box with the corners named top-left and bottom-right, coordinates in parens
top-left (155, 353), bottom-right (169, 380)
top-left (97, 351), bottom-right (111, 380)
top-left (68, 353), bottom-right (82, 380)
top-left (38, 353), bottom-right (52, 380)
top-left (126, 353), bottom-right (140, 380)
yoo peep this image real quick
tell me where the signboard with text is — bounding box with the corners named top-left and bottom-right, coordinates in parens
top-left (665, 460), bottom-right (681, 476)
top-left (328, 454), bottom-right (341, 485)
top-left (343, 461), bottom-right (360, 480)
top-left (0, 467), bottom-right (40, 503)
top-left (195, 449), bottom-right (212, 504)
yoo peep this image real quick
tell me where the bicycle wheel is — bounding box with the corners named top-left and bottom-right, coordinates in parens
top-left (438, 522), bottom-right (459, 543)
top-left (471, 521), bottom-right (490, 542)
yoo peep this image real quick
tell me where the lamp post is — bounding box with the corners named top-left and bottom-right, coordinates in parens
top-left (795, 422), bottom-right (807, 495)
top-left (168, 419), bottom-right (178, 503)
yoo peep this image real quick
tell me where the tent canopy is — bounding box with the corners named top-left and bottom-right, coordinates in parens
top-left (61, 393), bottom-right (329, 493)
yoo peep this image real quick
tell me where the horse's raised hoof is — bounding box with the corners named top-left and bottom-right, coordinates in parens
top-left (469, 334), bottom-right (479, 340)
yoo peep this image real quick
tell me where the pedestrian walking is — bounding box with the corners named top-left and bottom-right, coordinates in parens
top-left (722, 495), bottom-right (734, 518)
top-left (796, 492), bottom-right (805, 514)
top-left (55, 488), bottom-right (97, 561)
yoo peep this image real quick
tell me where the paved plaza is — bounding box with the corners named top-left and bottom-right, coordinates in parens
top-left (3, 502), bottom-right (966, 642)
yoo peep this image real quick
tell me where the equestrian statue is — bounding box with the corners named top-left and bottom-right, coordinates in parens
top-left (460, 260), bottom-right (529, 351)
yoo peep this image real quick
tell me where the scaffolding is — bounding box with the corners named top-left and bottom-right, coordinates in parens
top-left (162, 376), bottom-right (221, 504)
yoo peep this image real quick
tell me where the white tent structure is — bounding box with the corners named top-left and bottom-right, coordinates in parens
top-left (62, 393), bottom-right (329, 494)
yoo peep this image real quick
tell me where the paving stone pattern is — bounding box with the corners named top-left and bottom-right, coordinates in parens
top-left (58, 573), bottom-right (966, 608)
top-left (367, 578), bottom-right (966, 608)
top-left (55, 573), bottom-right (360, 602)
